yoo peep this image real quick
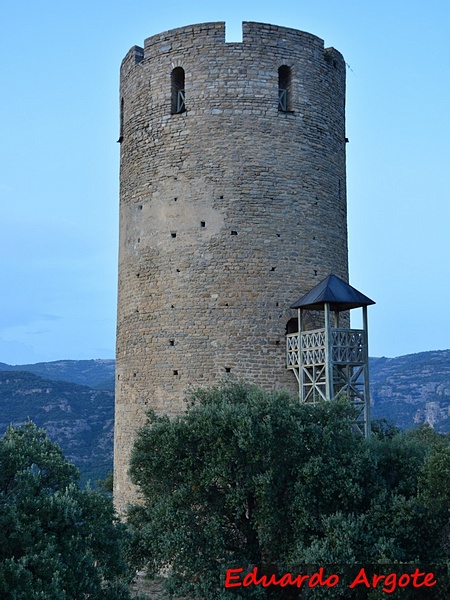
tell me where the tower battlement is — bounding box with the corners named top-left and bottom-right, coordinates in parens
top-left (121, 22), bottom-right (344, 81)
top-left (138, 21), bottom-right (342, 57)
top-left (114, 22), bottom-right (349, 511)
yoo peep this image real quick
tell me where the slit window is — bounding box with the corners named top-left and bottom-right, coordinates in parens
top-left (278, 65), bottom-right (292, 112)
top-left (171, 67), bottom-right (186, 114)
top-left (118, 97), bottom-right (124, 143)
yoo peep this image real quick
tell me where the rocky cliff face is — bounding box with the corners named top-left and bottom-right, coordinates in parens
top-left (370, 350), bottom-right (450, 432)
top-left (0, 370), bottom-right (114, 485)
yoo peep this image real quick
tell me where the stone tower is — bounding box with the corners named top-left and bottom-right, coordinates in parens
top-left (114, 22), bottom-right (348, 510)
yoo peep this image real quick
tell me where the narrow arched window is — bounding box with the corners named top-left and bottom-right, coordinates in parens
top-left (285, 317), bottom-right (299, 335)
top-left (171, 67), bottom-right (185, 114)
top-left (278, 65), bottom-right (292, 112)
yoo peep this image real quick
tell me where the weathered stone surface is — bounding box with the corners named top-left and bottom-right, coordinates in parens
top-left (114, 22), bottom-right (349, 511)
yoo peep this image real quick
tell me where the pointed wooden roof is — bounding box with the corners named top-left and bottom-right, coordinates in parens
top-left (290, 273), bottom-right (375, 311)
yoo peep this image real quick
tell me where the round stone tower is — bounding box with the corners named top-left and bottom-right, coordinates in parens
top-left (114, 21), bottom-right (348, 510)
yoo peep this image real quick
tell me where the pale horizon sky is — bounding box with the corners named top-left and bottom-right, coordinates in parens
top-left (1, 0), bottom-right (449, 365)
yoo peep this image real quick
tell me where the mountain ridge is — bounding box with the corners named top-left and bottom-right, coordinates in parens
top-left (0, 370), bottom-right (114, 485)
top-left (0, 350), bottom-right (448, 484)
top-left (0, 358), bottom-right (115, 390)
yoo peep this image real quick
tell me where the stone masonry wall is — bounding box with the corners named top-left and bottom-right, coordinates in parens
top-left (114, 22), bottom-right (348, 511)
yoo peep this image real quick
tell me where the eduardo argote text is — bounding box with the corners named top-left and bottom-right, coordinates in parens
top-left (224, 566), bottom-right (436, 594)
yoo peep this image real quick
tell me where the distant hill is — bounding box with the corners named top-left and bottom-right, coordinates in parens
top-left (0, 351), bottom-right (448, 485)
top-left (0, 370), bottom-right (114, 486)
top-left (370, 350), bottom-right (450, 433)
top-left (0, 359), bottom-right (115, 390)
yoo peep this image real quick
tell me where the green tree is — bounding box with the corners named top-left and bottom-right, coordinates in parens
top-left (128, 382), bottom-right (449, 599)
top-left (0, 422), bottom-right (133, 599)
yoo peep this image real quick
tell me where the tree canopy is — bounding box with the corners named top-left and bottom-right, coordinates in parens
top-left (128, 382), bottom-right (449, 599)
top-left (0, 421), bottom-right (133, 599)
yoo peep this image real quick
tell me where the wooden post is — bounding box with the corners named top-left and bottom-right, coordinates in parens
top-left (298, 307), bottom-right (303, 401)
top-left (362, 305), bottom-right (371, 437)
top-left (334, 310), bottom-right (340, 328)
top-left (324, 302), bottom-right (333, 400)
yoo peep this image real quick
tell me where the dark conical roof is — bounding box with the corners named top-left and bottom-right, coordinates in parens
top-left (290, 273), bottom-right (375, 311)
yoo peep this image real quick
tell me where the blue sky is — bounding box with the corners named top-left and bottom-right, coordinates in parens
top-left (1, 0), bottom-right (449, 364)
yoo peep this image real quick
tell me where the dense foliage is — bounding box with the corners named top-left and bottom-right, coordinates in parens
top-left (128, 382), bottom-right (449, 599)
top-left (0, 422), bottom-right (133, 599)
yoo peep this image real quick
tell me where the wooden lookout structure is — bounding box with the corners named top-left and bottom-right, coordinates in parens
top-left (286, 274), bottom-right (375, 437)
